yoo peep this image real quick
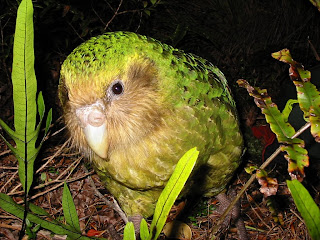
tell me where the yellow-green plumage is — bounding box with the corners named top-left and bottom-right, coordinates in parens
top-left (59, 31), bottom-right (243, 218)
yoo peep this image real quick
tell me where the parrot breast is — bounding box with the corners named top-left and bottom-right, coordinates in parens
top-left (59, 31), bottom-right (243, 217)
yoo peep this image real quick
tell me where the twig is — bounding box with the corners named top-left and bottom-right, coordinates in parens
top-left (103, 0), bottom-right (115, 12)
top-left (104, 0), bottom-right (123, 30)
top-left (248, 202), bottom-right (270, 229)
top-left (209, 122), bottom-right (311, 239)
top-left (8, 139), bottom-right (72, 195)
top-left (67, 21), bottom-right (85, 42)
top-left (135, 11), bottom-right (143, 32)
top-left (0, 166), bottom-right (18, 170)
top-left (0, 223), bottom-right (21, 230)
top-left (56, 156), bottom-right (83, 181)
top-left (82, 165), bottom-right (128, 223)
top-left (36, 138), bottom-right (71, 174)
top-left (15, 170), bottom-right (94, 203)
top-left (308, 38), bottom-right (320, 61)
top-left (0, 149), bottom-right (11, 157)
top-left (9, 156), bottom-right (84, 197)
top-left (50, 125), bottom-right (66, 137)
top-left (91, 6), bottom-right (106, 26)
top-left (0, 170), bottom-right (18, 193)
top-left (290, 208), bottom-right (304, 223)
top-left (117, 9), bottom-right (142, 15)
top-left (32, 169), bottom-right (94, 191)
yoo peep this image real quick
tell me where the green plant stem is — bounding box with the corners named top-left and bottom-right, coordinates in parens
top-left (210, 122), bottom-right (311, 239)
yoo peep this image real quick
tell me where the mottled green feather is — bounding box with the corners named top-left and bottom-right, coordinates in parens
top-left (59, 31), bottom-right (243, 217)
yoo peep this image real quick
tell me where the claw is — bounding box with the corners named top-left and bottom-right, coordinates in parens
top-left (215, 191), bottom-right (248, 240)
top-left (128, 214), bottom-right (143, 238)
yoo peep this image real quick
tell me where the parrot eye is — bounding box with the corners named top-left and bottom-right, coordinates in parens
top-left (107, 80), bottom-right (124, 100)
top-left (112, 82), bottom-right (124, 95)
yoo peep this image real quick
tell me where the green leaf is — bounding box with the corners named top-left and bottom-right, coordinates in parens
top-left (237, 79), bottom-right (309, 180)
top-left (171, 24), bottom-right (188, 47)
top-left (29, 201), bottom-right (53, 217)
top-left (287, 180), bottom-right (320, 240)
top-left (144, 9), bottom-right (151, 16)
top-left (0, 120), bottom-right (19, 156)
top-left (282, 99), bottom-right (298, 122)
top-left (12, 0), bottom-right (37, 137)
top-left (0, 193), bottom-right (104, 239)
top-left (62, 182), bottom-right (81, 232)
top-left (281, 142), bottom-right (309, 179)
top-left (309, 0), bottom-right (320, 13)
top-left (11, 0), bottom-right (38, 195)
top-left (309, 106), bottom-right (320, 142)
top-left (143, 1), bottom-right (148, 8)
top-left (123, 222), bottom-right (136, 240)
top-left (237, 80), bottom-right (295, 139)
top-left (140, 218), bottom-right (150, 240)
top-left (0, 0), bottom-right (51, 195)
top-left (272, 49), bottom-right (320, 142)
top-left (148, 147), bottom-right (199, 240)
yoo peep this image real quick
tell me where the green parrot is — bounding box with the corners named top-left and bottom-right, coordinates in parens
top-left (59, 31), bottom-right (243, 221)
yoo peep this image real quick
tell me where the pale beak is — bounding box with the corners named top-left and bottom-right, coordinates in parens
top-left (76, 101), bottom-right (108, 159)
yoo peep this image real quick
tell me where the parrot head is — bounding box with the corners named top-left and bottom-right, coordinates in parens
top-left (59, 33), bottom-right (172, 161)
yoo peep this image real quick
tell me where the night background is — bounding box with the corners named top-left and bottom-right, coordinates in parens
top-left (1, 0), bottom-right (320, 239)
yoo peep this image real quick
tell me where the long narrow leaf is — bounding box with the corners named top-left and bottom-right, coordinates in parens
top-left (11, 0), bottom-right (38, 194)
top-left (148, 147), bottom-right (199, 240)
top-left (62, 182), bottom-right (81, 232)
top-left (123, 222), bottom-right (136, 240)
top-left (287, 180), bottom-right (320, 240)
top-left (140, 218), bottom-right (150, 240)
top-left (0, 0), bottom-right (52, 196)
top-left (0, 193), bottom-right (99, 240)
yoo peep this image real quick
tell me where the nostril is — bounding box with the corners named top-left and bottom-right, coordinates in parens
top-left (88, 110), bottom-right (105, 127)
top-left (76, 100), bottom-right (106, 128)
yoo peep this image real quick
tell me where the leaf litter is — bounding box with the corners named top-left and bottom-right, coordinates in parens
top-left (0, 118), bottom-right (314, 240)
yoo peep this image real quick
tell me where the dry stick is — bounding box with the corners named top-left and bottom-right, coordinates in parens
top-left (15, 170), bottom-right (94, 204)
top-left (0, 170), bottom-right (18, 193)
top-left (55, 156), bottom-right (83, 181)
top-left (9, 156), bottom-right (83, 197)
top-left (36, 138), bottom-right (71, 174)
top-left (0, 149), bottom-right (11, 157)
top-left (290, 208), bottom-right (304, 223)
top-left (0, 222), bottom-right (21, 230)
top-left (1, 123), bottom-right (66, 193)
top-left (82, 165), bottom-right (128, 223)
top-left (104, 0), bottom-right (123, 30)
top-left (308, 39), bottom-right (320, 61)
top-left (210, 122), bottom-right (311, 239)
top-left (50, 125), bottom-right (66, 137)
top-left (0, 166), bottom-right (18, 170)
top-left (7, 139), bottom-right (71, 195)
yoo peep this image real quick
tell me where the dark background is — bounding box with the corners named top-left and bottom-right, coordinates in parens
top-left (1, 0), bottom-right (320, 116)
top-left (1, 0), bottom-right (320, 185)
top-left (1, 0), bottom-right (320, 238)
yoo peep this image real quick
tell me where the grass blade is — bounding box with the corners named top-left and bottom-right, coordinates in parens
top-left (287, 180), bottom-right (320, 240)
top-left (148, 147), bottom-right (199, 240)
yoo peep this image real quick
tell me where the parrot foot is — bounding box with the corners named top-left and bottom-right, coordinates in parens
top-left (128, 214), bottom-right (143, 238)
top-left (215, 190), bottom-right (248, 240)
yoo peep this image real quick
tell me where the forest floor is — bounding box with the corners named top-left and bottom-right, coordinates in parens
top-left (0, 117), bottom-right (313, 240)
